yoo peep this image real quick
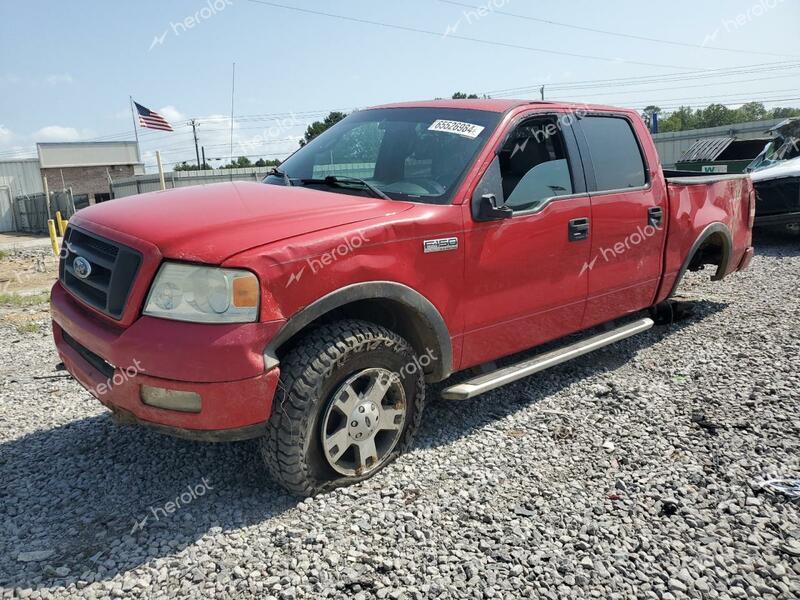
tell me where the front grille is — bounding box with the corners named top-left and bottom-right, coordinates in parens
top-left (62, 331), bottom-right (116, 380)
top-left (59, 226), bottom-right (142, 320)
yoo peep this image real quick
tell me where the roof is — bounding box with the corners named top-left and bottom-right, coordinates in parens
top-left (37, 141), bottom-right (142, 169)
top-left (367, 98), bottom-right (635, 114)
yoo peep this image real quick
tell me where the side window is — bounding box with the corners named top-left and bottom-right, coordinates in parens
top-left (497, 119), bottom-right (574, 212)
top-left (581, 116), bottom-right (647, 191)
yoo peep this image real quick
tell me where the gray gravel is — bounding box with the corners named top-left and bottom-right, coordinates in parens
top-left (1, 230), bottom-right (799, 599)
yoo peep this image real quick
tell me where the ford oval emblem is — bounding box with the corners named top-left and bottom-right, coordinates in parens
top-left (73, 256), bottom-right (92, 280)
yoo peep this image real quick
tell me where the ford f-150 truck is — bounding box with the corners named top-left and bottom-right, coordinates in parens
top-left (51, 99), bottom-right (754, 495)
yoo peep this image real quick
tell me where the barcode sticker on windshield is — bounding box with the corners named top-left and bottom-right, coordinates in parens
top-left (428, 120), bottom-right (485, 139)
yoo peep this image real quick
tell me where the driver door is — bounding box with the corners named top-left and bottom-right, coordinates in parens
top-left (460, 113), bottom-right (592, 369)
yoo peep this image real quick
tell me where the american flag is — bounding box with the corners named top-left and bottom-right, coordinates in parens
top-left (134, 101), bottom-right (174, 132)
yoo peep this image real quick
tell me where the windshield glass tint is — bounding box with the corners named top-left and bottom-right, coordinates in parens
top-left (265, 107), bottom-right (501, 204)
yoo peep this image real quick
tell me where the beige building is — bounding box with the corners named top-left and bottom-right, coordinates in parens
top-left (37, 141), bottom-right (144, 204)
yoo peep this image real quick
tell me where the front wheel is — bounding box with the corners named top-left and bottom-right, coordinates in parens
top-left (259, 319), bottom-right (426, 496)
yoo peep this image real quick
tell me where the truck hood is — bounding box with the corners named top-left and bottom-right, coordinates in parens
top-left (73, 181), bottom-right (413, 263)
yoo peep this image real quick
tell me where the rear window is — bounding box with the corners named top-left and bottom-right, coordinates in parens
top-left (581, 116), bottom-right (647, 191)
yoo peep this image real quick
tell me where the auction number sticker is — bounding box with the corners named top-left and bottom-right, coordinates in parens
top-left (428, 119), bottom-right (485, 139)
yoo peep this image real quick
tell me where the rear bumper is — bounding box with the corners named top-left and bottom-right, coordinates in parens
top-left (51, 281), bottom-right (283, 439)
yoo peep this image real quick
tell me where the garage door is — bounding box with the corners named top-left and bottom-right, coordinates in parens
top-left (0, 187), bottom-right (14, 232)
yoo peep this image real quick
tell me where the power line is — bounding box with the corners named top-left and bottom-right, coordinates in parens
top-left (245, 0), bottom-right (694, 70)
top-left (438, 0), bottom-right (800, 59)
top-left (482, 62), bottom-right (800, 96)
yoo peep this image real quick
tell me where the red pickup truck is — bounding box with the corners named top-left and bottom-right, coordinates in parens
top-left (51, 99), bottom-right (754, 495)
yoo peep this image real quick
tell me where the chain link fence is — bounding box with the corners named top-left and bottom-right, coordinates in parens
top-left (110, 168), bottom-right (274, 199)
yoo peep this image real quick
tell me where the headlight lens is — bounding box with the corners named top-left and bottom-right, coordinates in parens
top-left (143, 262), bottom-right (259, 323)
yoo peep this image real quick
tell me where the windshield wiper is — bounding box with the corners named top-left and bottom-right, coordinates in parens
top-left (298, 175), bottom-right (390, 200)
top-left (270, 167), bottom-right (292, 186)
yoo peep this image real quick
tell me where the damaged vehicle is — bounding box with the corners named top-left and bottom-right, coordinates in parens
top-left (747, 118), bottom-right (800, 229)
top-left (51, 100), bottom-right (754, 495)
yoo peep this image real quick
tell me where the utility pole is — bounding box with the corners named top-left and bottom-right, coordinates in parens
top-left (540, 86), bottom-right (545, 101)
top-left (202, 146), bottom-right (207, 170)
top-left (189, 119), bottom-right (201, 169)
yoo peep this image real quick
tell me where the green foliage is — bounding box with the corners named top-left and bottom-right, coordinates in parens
top-left (648, 102), bottom-right (800, 133)
top-left (0, 292), bottom-right (50, 307)
top-left (16, 322), bottom-right (40, 335)
top-left (254, 158), bottom-right (281, 168)
top-left (173, 161), bottom-right (212, 171)
top-left (0, 250), bottom-right (8, 261)
top-left (300, 112), bottom-right (348, 147)
top-left (221, 156), bottom-right (253, 169)
top-left (452, 92), bottom-right (480, 99)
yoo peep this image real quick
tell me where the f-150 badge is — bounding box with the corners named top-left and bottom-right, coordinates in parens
top-left (423, 237), bottom-right (459, 253)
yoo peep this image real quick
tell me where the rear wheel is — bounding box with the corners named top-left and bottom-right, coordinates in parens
top-left (259, 319), bottom-right (426, 496)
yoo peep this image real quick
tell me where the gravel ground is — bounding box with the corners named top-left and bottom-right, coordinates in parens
top-left (1, 230), bottom-right (799, 599)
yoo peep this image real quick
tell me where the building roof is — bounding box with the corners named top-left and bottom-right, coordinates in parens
top-left (37, 141), bottom-right (142, 169)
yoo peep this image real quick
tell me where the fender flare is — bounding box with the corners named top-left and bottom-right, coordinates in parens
top-left (667, 222), bottom-right (733, 298)
top-left (264, 281), bottom-right (453, 381)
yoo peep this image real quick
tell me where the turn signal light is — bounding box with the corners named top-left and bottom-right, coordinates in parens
top-left (232, 276), bottom-right (259, 308)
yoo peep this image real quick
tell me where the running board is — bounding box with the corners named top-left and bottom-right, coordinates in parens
top-left (441, 317), bottom-right (654, 400)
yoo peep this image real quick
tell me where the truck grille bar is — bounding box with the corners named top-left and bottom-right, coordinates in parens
top-left (59, 226), bottom-right (142, 320)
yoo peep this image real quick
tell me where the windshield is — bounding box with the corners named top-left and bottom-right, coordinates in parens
top-left (264, 107), bottom-right (502, 204)
top-left (747, 136), bottom-right (800, 172)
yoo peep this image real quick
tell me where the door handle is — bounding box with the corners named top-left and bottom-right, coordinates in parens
top-left (648, 206), bottom-right (664, 228)
top-left (568, 217), bottom-right (590, 242)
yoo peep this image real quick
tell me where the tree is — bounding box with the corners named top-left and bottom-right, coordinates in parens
top-left (735, 102), bottom-right (767, 122)
top-left (641, 105), bottom-right (662, 129)
top-left (769, 107), bottom-right (800, 119)
top-left (253, 158), bottom-right (280, 168)
top-left (649, 101), bottom-right (800, 134)
top-left (694, 103), bottom-right (736, 128)
top-left (452, 92), bottom-right (480, 99)
top-left (174, 161), bottom-right (202, 171)
top-left (300, 111), bottom-right (347, 147)
top-left (220, 156), bottom-right (253, 169)
top-left (659, 106), bottom-right (697, 133)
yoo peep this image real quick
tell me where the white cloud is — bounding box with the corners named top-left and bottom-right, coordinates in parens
top-left (158, 105), bottom-right (185, 124)
top-left (0, 125), bottom-right (14, 144)
top-left (45, 73), bottom-right (74, 86)
top-left (0, 74), bottom-right (20, 87)
top-left (33, 125), bottom-right (95, 143)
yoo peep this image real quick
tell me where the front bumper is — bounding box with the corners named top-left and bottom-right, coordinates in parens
top-left (51, 281), bottom-right (283, 440)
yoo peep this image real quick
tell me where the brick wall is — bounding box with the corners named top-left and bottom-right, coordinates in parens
top-left (40, 164), bottom-right (136, 203)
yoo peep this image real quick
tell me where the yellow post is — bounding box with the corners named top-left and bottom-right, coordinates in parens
top-left (55, 211), bottom-right (66, 237)
top-left (48, 219), bottom-right (60, 257)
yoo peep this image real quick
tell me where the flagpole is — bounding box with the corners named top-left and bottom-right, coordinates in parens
top-left (229, 62), bottom-right (236, 165)
top-left (129, 96), bottom-right (142, 166)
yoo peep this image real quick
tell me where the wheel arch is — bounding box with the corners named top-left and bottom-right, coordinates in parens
top-left (667, 222), bottom-right (733, 298)
top-left (264, 281), bottom-right (453, 382)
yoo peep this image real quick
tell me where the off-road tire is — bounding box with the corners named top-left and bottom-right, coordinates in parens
top-left (259, 319), bottom-right (426, 496)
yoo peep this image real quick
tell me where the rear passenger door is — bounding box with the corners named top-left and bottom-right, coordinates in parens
top-left (574, 114), bottom-right (667, 328)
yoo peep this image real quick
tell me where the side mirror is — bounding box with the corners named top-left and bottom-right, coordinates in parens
top-left (477, 193), bottom-right (512, 221)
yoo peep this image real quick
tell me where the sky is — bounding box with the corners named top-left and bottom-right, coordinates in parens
top-left (1, 0), bottom-right (799, 172)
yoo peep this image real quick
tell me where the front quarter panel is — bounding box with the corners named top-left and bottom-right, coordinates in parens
top-left (224, 204), bottom-right (466, 367)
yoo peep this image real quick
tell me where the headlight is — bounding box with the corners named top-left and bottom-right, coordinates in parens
top-left (143, 262), bottom-right (259, 323)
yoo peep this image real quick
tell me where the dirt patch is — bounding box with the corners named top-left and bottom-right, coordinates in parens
top-left (0, 250), bottom-right (58, 325)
